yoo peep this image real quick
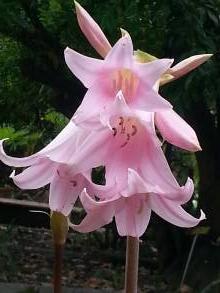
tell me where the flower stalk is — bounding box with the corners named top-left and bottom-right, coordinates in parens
top-left (124, 236), bottom-right (140, 293)
top-left (53, 243), bottom-right (64, 293)
top-left (50, 211), bottom-right (69, 293)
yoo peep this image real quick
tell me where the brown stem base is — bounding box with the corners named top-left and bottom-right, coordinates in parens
top-left (124, 236), bottom-right (140, 293)
top-left (53, 244), bottom-right (64, 293)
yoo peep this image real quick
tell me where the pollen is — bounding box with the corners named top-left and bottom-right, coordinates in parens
top-left (112, 116), bottom-right (139, 148)
top-left (70, 180), bottom-right (77, 187)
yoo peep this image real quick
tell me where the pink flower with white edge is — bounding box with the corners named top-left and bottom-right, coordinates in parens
top-left (0, 121), bottom-right (101, 216)
top-left (64, 35), bottom-right (173, 125)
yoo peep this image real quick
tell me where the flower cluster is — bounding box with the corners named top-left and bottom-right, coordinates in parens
top-left (0, 2), bottom-right (209, 237)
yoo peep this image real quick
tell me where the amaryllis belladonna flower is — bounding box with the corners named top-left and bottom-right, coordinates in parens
top-left (0, 121), bottom-right (101, 216)
top-left (73, 1), bottom-right (211, 152)
top-left (74, 1), bottom-right (212, 83)
top-left (65, 35), bottom-right (173, 125)
top-left (69, 93), bottom-right (205, 237)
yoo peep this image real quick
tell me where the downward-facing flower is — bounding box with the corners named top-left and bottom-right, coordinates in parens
top-left (64, 35), bottom-right (173, 125)
top-left (60, 93), bottom-right (198, 204)
top-left (71, 168), bottom-right (205, 237)
top-left (0, 121), bottom-right (97, 216)
top-left (64, 93), bottom-right (205, 237)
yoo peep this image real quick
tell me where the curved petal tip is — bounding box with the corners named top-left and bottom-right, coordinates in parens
top-left (9, 170), bottom-right (16, 179)
top-left (199, 209), bottom-right (206, 221)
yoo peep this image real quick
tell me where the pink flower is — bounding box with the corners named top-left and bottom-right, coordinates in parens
top-left (57, 93), bottom-right (205, 237)
top-left (0, 121), bottom-right (96, 216)
top-left (64, 36), bottom-right (173, 125)
top-left (74, 1), bottom-right (212, 80)
top-left (63, 93), bottom-right (195, 191)
top-left (71, 171), bottom-right (205, 237)
top-left (72, 2), bottom-right (210, 152)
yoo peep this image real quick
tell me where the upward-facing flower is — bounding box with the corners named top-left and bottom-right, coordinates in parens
top-left (72, 2), bottom-right (211, 152)
top-left (64, 35), bottom-right (173, 125)
top-left (74, 1), bottom-right (212, 83)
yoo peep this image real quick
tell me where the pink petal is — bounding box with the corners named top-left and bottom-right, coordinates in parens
top-left (121, 168), bottom-right (158, 197)
top-left (149, 195), bottom-right (206, 227)
top-left (49, 171), bottom-right (84, 216)
top-left (134, 58), bottom-right (174, 87)
top-left (72, 115), bottom-right (104, 130)
top-left (0, 122), bottom-right (81, 168)
top-left (83, 170), bottom-right (118, 200)
top-left (134, 109), bottom-right (155, 128)
top-left (169, 54), bottom-right (213, 79)
top-left (39, 121), bottom-right (79, 155)
top-left (0, 139), bottom-right (41, 167)
top-left (43, 124), bottom-right (92, 164)
top-left (67, 129), bottom-right (112, 175)
top-left (155, 109), bottom-right (201, 151)
top-left (72, 80), bottom-right (109, 126)
top-left (124, 169), bottom-right (194, 205)
top-left (11, 160), bottom-right (57, 189)
top-left (64, 47), bottom-right (104, 88)
top-left (105, 36), bottom-right (133, 68)
top-left (99, 91), bottom-right (131, 128)
top-left (141, 143), bottom-right (195, 202)
top-left (70, 189), bottom-right (117, 233)
top-left (140, 135), bottom-right (181, 194)
top-left (75, 1), bottom-right (111, 58)
top-left (132, 86), bottom-right (172, 112)
top-left (81, 188), bottom-right (120, 211)
top-left (115, 195), bottom-right (151, 237)
top-left (105, 155), bottom-right (128, 191)
top-left (180, 177), bottom-right (194, 204)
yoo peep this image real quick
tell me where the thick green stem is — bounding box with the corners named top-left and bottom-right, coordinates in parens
top-left (53, 243), bottom-right (64, 293)
top-left (124, 236), bottom-right (140, 293)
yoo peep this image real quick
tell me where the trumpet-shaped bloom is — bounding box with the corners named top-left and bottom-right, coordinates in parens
top-left (61, 93), bottom-right (200, 195)
top-left (66, 97), bottom-right (205, 237)
top-left (0, 121), bottom-right (96, 216)
top-left (64, 36), bottom-right (173, 125)
top-left (62, 93), bottom-right (204, 236)
top-left (72, 2), bottom-right (209, 152)
top-left (74, 1), bottom-right (212, 81)
top-left (71, 169), bottom-right (205, 237)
